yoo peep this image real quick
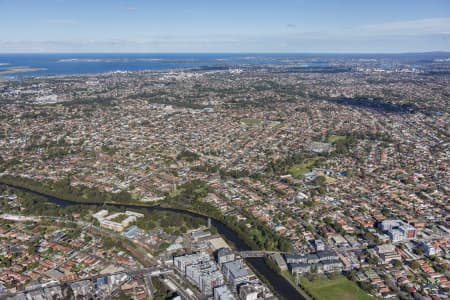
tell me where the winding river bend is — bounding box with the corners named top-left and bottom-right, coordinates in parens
top-left (2, 184), bottom-right (304, 300)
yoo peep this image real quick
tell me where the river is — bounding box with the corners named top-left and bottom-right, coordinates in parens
top-left (2, 184), bottom-right (304, 300)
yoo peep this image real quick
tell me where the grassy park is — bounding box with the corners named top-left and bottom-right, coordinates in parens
top-left (327, 135), bottom-right (347, 143)
top-left (288, 156), bottom-right (324, 177)
top-left (240, 117), bottom-right (261, 125)
top-left (300, 275), bottom-right (372, 300)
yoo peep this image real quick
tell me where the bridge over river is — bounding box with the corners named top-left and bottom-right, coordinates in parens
top-left (239, 250), bottom-right (286, 258)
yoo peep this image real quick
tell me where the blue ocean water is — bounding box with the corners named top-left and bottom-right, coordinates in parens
top-left (0, 52), bottom-right (447, 78)
top-left (0, 53), bottom-right (306, 77)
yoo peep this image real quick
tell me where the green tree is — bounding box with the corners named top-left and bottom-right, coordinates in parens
top-left (410, 261), bottom-right (420, 270)
top-left (367, 254), bottom-right (379, 265)
top-left (392, 259), bottom-right (402, 268)
top-left (28, 241), bottom-right (38, 255)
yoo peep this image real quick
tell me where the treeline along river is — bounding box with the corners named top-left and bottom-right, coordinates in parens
top-left (2, 184), bottom-right (304, 300)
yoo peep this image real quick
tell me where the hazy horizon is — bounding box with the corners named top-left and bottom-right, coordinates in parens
top-left (1, 51), bottom-right (450, 55)
top-left (1, 0), bottom-right (450, 53)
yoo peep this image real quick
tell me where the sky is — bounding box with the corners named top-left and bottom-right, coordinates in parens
top-left (1, 0), bottom-right (450, 53)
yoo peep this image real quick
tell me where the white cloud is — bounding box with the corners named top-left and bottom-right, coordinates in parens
top-left (1, 32), bottom-right (449, 53)
top-left (364, 18), bottom-right (450, 34)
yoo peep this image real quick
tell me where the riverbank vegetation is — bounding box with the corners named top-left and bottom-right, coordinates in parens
top-left (133, 209), bottom-right (207, 236)
top-left (1, 176), bottom-right (292, 252)
top-left (0, 183), bottom-right (96, 220)
top-left (280, 271), bottom-right (314, 300)
top-left (164, 179), bottom-right (293, 252)
top-left (0, 175), bottom-right (136, 204)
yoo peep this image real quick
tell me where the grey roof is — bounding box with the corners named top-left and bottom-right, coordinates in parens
top-left (321, 259), bottom-right (343, 265)
top-left (217, 247), bottom-right (234, 257)
top-left (284, 253), bottom-right (304, 260)
top-left (317, 250), bottom-right (337, 259)
top-left (306, 254), bottom-right (319, 262)
top-left (291, 262), bottom-right (312, 268)
top-left (223, 261), bottom-right (248, 278)
top-left (192, 230), bottom-right (211, 238)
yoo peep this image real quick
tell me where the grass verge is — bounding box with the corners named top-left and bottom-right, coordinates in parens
top-left (300, 275), bottom-right (372, 300)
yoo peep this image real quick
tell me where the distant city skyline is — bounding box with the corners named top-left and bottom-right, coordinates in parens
top-left (1, 0), bottom-right (450, 53)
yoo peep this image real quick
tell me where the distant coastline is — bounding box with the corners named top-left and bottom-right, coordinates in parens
top-left (0, 66), bottom-right (47, 76)
top-left (0, 52), bottom-right (449, 78)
